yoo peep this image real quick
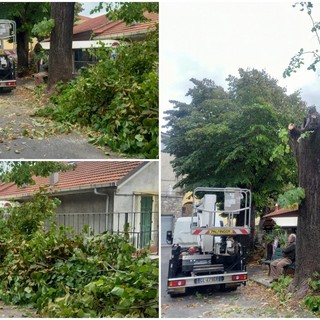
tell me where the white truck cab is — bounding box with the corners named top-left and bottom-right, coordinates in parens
top-left (167, 217), bottom-right (198, 248)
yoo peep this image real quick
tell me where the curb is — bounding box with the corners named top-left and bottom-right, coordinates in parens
top-left (250, 276), bottom-right (272, 288)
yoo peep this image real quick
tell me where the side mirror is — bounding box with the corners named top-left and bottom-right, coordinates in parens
top-left (166, 230), bottom-right (173, 244)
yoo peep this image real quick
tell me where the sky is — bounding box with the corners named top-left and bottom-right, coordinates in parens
top-left (80, 2), bottom-right (101, 17)
top-left (160, 2), bottom-right (320, 129)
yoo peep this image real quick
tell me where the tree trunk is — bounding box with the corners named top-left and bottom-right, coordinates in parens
top-left (48, 2), bottom-right (75, 92)
top-left (288, 110), bottom-right (320, 298)
top-left (16, 30), bottom-right (29, 73)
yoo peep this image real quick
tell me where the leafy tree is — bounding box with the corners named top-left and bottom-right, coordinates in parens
top-left (39, 2), bottom-right (158, 158)
top-left (0, 161), bottom-right (72, 187)
top-left (227, 68), bottom-right (306, 124)
top-left (0, 2), bottom-right (50, 72)
top-left (164, 70), bottom-right (306, 242)
top-left (284, 2), bottom-right (320, 77)
top-left (282, 2), bottom-right (320, 300)
top-left (93, 2), bottom-right (159, 24)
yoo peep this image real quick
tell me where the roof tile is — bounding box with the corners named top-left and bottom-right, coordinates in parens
top-left (0, 161), bottom-right (144, 199)
top-left (73, 12), bottom-right (158, 39)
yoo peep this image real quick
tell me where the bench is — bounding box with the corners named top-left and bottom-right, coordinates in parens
top-left (284, 262), bottom-right (296, 276)
top-left (261, 247), bottom-right (283, 276)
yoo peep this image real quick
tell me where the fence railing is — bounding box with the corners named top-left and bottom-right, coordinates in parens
top-left (52, 211), bottom-right (159, 252)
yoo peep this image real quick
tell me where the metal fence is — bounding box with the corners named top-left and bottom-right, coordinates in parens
top-left (53, 211), bottom-right (159, 252)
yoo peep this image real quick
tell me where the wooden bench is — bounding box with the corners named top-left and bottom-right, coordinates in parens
top-left (261, 247), bottom-right (283, 276)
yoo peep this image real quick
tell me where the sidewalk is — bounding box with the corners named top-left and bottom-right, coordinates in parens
top-left (248, 262), bottom-right (273, 287)
top-left (16, 77), bottom-right (36, 90)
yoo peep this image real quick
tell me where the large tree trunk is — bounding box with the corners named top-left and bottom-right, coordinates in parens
top-left (48, 2), bottom-right (74, 92)
top-left (16, 29), bottom-right (29, 73)
top-left (288, 108), bottom-right (320, 298)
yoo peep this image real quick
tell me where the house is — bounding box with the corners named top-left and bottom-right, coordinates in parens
top-left (262, 205), bottom-right (298, 233)
top-left (73, 12), bottom-right (158, 42)
top-left (39, 11), bottom-right (158, 73)
top-left (0, 161), bottom-right (159, 251)
top-left (74, 15), bottom-right (92, 26)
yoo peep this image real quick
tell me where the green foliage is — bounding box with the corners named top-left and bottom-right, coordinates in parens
top-left (0, 3), bottom-right (51, 69)
top-left (92, 2), bottom-right (159, 24)
top-left (32, 17), bottom-right (55, 38)
top-left (164, 70), bottom-right (306, 210)
top-left (43, 28), bottom-right (158, 158)
top-left (0, 202), bottom-right (158, 317)
top-left (270, 128), bottom-right (291, 161)
top-left (6, 189), bottom-right (60, 239)
top-left (271, 275), bottom-right (293, 303)
top-left (0, 161), bottom-right (158, 317)
top-left (263, 227), bottom-right (288, 247)
top-left (303, 272), bottom-right (320, 314)
top-left (0, 3), bottom-right (51, 31)
top-left (0, 161), bottom-right (72, 187)
top-left (277, 187), bottom-right (305, 209)
top-left (284, 2), bottom-right (320, 77)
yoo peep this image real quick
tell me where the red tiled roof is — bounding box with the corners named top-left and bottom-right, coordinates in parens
top-left (74, 15), bottom-right (92, 25)
top-left (73, 15), bottom-right (115, 35)
top-left (96, 12), bottom-right (158, 39)
top-left (0, 161), bottom-right (144, 200)
top-left (264, 205), bottom-right (299, 218)
top-left (73, 12), bottom-right (158, 39)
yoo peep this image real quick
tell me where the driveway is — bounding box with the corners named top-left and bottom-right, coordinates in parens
top-left (161, 245), bottom-right (315, 318)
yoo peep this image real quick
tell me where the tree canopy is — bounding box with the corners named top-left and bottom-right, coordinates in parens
top-left (0, 2), bottom-right (50, 70)
top-left (164, 69), bottom-right (307, 212)
top-left (0, 161), bottom-right (72, 187)
top-left (93, 2), bottom-right (159, 24)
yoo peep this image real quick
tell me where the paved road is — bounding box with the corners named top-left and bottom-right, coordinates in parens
top-left (0, 301), bottom-right (38, 318)
top-left (161, 246), bottom-right (315, 318)
top-left (0, 82), bottom-right (125, 159)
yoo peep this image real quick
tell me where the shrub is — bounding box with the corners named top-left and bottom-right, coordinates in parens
top-left (303, 272), bottom-right (320, 314)
top-left (0, 195), bottom-right (158, 317)
top-left (271, 275), bottom-right (293, 303)
top-left (44, 28), bottom-right (158, 159)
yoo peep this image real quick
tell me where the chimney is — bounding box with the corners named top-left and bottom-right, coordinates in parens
top-left (50, 172), bottom-right (59, 185)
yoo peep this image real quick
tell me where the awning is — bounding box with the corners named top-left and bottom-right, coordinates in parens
top-left (272, 217), bottom-right (297, 227)
top-left (40, 40), bottom-right (120, 50)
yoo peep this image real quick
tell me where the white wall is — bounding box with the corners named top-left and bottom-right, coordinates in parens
top-left (113, 161), bottom-right (159, 248)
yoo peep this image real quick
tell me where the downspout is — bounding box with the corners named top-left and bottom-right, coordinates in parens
top-left (132, 193), bottom-right (136, 246)
top-left (94, 188), bottom-right (110, 232)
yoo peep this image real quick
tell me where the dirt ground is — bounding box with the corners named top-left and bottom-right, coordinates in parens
top-left (161, 246), bottom-right (316, 318)
top-left (161, 279), bottom-right (316, 318)
top-left (0, 79), bottom-right (124, 159)
top-left (0, 301), bottom-right (38, 318)
top-left (0, 84), bottom-right (46, 143)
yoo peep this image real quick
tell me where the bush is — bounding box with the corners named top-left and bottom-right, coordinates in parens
top-left (303, 272), bottom-right (320, 314)
top-left (271, 275), bottom-right (293, 303)
top-left (43, 28), bottom-right (158, 159)
top-left (0, 195), bottom-right (158, 317)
